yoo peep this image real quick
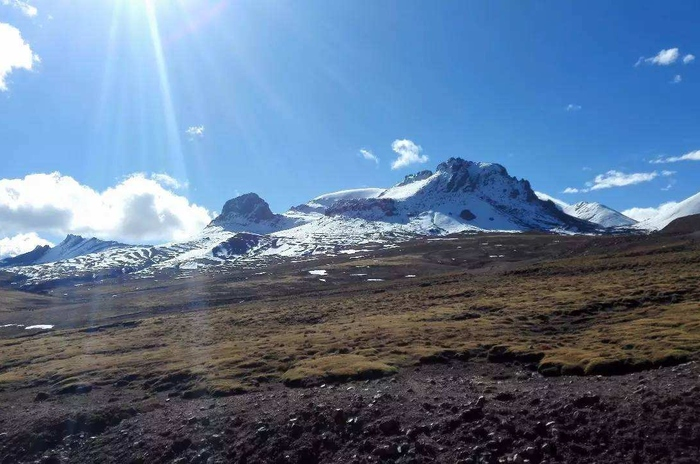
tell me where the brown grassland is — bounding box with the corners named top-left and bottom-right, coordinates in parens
top-left (1, 232), bottom-right (699, 396)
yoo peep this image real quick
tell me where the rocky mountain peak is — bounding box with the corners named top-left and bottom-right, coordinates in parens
top-left (436, 158), bottom-right (508, 177)
top-left (431, 157), bottom-right (537, 203)
top-left (219, 193), bottom-right (276, 223)
top-left (395, 170), bottom-right (433, 187)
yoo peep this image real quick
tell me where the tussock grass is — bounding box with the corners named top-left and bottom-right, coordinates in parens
top-left (1, 235), bottom-right (699, 390)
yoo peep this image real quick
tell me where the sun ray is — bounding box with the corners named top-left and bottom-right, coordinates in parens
top-left (144, 0), bottom-right (188, 185)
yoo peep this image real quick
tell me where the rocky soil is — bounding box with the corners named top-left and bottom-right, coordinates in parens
top-left (1, 360), bottom-right (699, 464)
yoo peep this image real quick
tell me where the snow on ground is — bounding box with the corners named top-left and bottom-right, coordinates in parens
top-left (309, 270), bottom-right (328, 276)
top-left (338, 249), bottom-right (372, 255)
top-left (25, 325), bottom-right (54, 330)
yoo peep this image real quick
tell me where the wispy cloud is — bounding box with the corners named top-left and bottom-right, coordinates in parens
top-left (636, 48), bottom-right (680, 66)
top-left (391, 139), bottom-right (429, 170)
top-left (358, 149), bottom-right (379, 164)
top-left (0, 22), bottom-right (40, 91)
top-left (650, 150), bottom-right (700, 164)
top-left (661, 178), bottom-right (676, 191)
top-left (1, 0), bottom-right (37, 17)
top-left (563, 170), bottom-right (674, 193)
top-left (683, 54), bottom-right (695, 64)
top-left (566, 104), bottom-right (582, 112)
top-left (150, 173), bottom-right (188, 190)
top-left (671, 74), bottom-right (682, 84)
top-left (185, 125), bottom-right (205, 140)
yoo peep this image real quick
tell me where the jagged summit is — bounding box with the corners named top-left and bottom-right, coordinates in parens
top-left (396, 170), bottom-right (433, 187)
top-left (319, 157), bottom-right (596, 232)
top-left (209, 193), bottom-right (305, 234)
top-left (431, 158), bottom-right (537, 202)
top-left (218, 193), bottom-right (276, 223)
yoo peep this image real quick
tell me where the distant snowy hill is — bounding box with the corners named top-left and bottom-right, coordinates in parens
top-left (534, 193), bottom-right (637, 228)
top-left (2, 158), bottom-right (606, 285)
top-left (0, 235), bottom-right (125, 267)
top-left (636, 192), bottom-right (700, 230)
top-left (563, 202), bottom-right (636, 228)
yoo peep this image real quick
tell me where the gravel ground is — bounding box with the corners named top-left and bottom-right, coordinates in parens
top-left (1, 360), bottom-right (699, 464)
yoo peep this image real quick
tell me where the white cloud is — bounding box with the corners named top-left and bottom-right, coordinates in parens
top-left (661, 179), bottom-right (676, 191)
top-left (0, 22), bottom-right (40, 91)
top-left (636, 48), bottom-right (680, 66)
top-left (1, 0), bottom-right (37, 17)
top-left (622, 202), bottom-right (679, 222)
top-left (683, 54), bottom-right (695, 64)
top-left (650, 150), bottom-right (700, 164)
top-left (186, 125), bottom-right (205, 139)
top-left (566, 104), bottom-right (582, 112)
top-left (0, 232), bottom-right (52, 259)
top-left (391, 139), bottom-right (429, 170)
top-left (359, 149), bottom-right (379, 164)
top-left (150, 173), bottom-right (188, 190)
top-left (590, 170), bottom-right (672, 191)
top-left (671, 74), bottom-right (682, 84)
top-left (564, 169), bottom-right (673, 193)
top-left (0, 172), bottom-right (213, 243)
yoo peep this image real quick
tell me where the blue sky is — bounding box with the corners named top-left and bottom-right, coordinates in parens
top-left (1, 0), bottom-right (699, 251)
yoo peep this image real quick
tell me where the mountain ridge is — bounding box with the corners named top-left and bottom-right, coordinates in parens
top-left (0, 234), bottom-right (125, 268)
top-left (3, 157), bottom-right (697, 285)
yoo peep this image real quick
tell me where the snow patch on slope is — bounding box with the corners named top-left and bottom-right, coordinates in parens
top-left (535, 193), bottom-right (636, 228)
top-left (563, 202), bottom-right (637, 228)
top-left (635, 192), bottom-right (700, 230)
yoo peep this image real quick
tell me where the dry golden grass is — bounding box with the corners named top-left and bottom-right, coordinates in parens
top-left (0, 234), bottom-right (699, 391)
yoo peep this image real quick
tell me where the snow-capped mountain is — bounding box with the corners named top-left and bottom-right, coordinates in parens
top-left (297, 159), bottom-right (595, 233)
top-left (534, 193), bottom-right (637, 228)
top-left (636, 192), bottom-right (700, 230)
top-left (563, 202), bottom-right (636, 228)
top-left (0, 235), bottom-right (125, 267)
top-left (1, 158), bottom-right (604, 285)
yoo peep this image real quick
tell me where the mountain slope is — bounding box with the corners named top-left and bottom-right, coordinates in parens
top-left (0, 235), bottom-right (125, 267)
top-left (661, 214), bottom-right (700, 234)
top-left (534, 193), bottom-right (637, 228)
top-left (534, 191), bottom-right (570, 211)
top-left (563, 202), bottom-right (637, 228)
top-left (637, 192), bottom-right (700, 230)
